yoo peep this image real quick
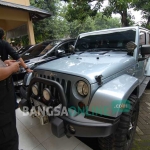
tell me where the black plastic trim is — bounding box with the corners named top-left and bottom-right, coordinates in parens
top-left (52, 116), bottom-right (119, 137)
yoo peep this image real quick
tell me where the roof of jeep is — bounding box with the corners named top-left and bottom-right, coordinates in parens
top-left (79, 26), bottom-right (149, 38)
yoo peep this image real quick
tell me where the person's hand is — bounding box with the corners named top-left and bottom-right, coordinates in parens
top-left (26, 68), bottom-right (33, 73)
top-left (4, 60), bottom-right (16, 66)
top-left (9, 62), bottom-right (20, 73)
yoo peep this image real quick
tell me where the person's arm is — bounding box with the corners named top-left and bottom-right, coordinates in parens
top-left (18, 58), bottom-right (33, 72)
top-left (4, 60), bottom-right (16, 66)
top-left (0, 62), bottom-right (20, 81)
top-left (5, 41), bottom-right (20, 60)
top-left (6, 42), bottom-right (33, 72)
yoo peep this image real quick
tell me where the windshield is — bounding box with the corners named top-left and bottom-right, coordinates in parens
top-left (21, 40), bottom-right (61, 60)
top-left (18, 45), bottom-right (33, 54)
top-left (75, 29), bottom-right (136, 52)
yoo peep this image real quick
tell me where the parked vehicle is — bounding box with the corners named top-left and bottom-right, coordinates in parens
top-left (17, 45), bottom-right (34, 55)
top-left (20, 40), bottom-right (61, 60)
top-left (19, 26), bottom-right (150, 150)
top-left (13, 38), bottom-right (75, 94)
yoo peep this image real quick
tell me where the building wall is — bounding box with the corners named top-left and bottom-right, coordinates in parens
top-left (0, 7), bottom-right (29, 31)
top-left (4, 0), bottom-right (30, 6)
top-left (1, 0), bottom-right (35, 44)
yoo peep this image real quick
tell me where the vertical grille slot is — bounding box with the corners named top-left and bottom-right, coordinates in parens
top-left (61, 79), bottom-right (66, 92)
top-left (51, 77), bottom-right (56, 96)
top-left (40, 74), bottom-right (44, 94)
top-left (66, 81), bottom-right (71, 103)
top-left (56, 78), bottom-right (60, 83)
top-left (46, 76), bottom-right (50, 88)
top-left (47, 76), bottom-right (51, 90)
top-left (43, 75), bottom-right (46, 89)
top-left (55, 78), bottom-right (60, 99)
top-left (51, 77), bottom-right (55, 80)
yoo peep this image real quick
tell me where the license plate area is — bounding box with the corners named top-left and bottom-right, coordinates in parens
top-left (31, 98), bottom-right (49, 125)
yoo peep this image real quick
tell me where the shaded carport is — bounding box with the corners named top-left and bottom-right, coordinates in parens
top-left (0, 0), bottom-right (52, 44)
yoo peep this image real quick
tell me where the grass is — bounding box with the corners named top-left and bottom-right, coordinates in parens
top-left (132, 139), bottom-right (150, 150)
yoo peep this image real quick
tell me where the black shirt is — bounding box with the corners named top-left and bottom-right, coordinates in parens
top-left (0, 40), bottom-right (20, 61)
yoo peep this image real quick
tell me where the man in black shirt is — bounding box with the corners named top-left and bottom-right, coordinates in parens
top-left (0, 27), bottom-right (32, 109)
top-left (0, 27), bottom-right (32, 72)
top-left (0, 60), bottom-right (20, 150)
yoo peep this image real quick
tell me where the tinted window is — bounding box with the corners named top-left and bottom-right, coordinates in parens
top-left (57, 41), bottom-right (75, 53)
top-left (22, 40), bottom-right (61, 60)
top-left (75, 29), bottom-right (136, 51)
top-left (18, 45), bottom-right (33, 54)
top-left (21, 43), bottom-right (45, 60)
top-left (46, 40), bottom-right (75, 57)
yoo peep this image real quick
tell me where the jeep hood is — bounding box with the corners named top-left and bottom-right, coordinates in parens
top-left (25, 56), bottom-right (56, 69)
top-left (35, 53), bottom-right (136, 84)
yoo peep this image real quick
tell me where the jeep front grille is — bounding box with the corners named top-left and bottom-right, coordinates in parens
top-left (39, 74), bottom-right (71, 102)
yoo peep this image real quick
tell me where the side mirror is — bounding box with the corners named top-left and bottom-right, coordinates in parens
top-left (55, 49), bottom-right (65, 57)
top-left (69, 45), bottom-right (75, 53)
top-left (141, 45), bottom-right (150, 55)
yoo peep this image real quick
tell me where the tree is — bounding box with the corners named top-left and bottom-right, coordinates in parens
top-left (29, 0), bottom-right (121, 42)
top-left (65, 12), bottom-right (121, 38)
top-left (132, 0), bottom-right (150, 28)
top-left (30, 0), bottom-right (70, 42)
top-left (103, 0), bottom-right (133, 27)
top-left (94, 13), bottom-right (121, 30)
top-left (62, 0), bottom-right (103, 22)
top-left (63, 0), bottom-right (133, 27)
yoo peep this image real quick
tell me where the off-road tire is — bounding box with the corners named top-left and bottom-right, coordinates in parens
top-left (146, 81), bottom-right (150, 89)
top-left (98, 94), bottom-right (139, 150)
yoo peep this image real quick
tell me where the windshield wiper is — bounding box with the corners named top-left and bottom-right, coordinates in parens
top-left (77, 47), bottom-right (127, 55)
top-left (110, 48), bottom-right (127, 51)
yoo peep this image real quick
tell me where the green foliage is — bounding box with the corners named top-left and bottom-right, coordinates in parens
top-left (62, 0), bottom-right (134, 27)
top-left (103, 0), bottom-right (133, 26)
top-left (67, 13), bottom-right (121, 37)
top-left (28, 0), bottom-right (121, 43)
top-left (61, 0), bottom-right (104, 23)
top-left (30, 0), bottom-right (57, 14)
top-left (132, 139), bottom-right (150, 150)
top-left (65, 0), bottom-right (99, 22)
top-left (132, 0), bottom-right (150, 28)
top-left (94, 13), bottom-right (121, 29)
top-left (132, 0), bottom-right (150, 17)
top-left (21, 35), bottom-right (29, 46)
top-left (30, 0), bottom-right (70, 42)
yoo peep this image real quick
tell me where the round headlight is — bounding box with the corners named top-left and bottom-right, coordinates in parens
top-left (32, 84), bottom-right (38, 96)
top-left (83, 83), bottom-right (89, 95)
top-left (43, 88), bottom-right (51, 101)
top-left (77, 81), bottom-right (89, 96)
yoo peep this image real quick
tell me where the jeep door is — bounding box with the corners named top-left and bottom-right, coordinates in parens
top-left (135, 30), bottom-right (148, 83)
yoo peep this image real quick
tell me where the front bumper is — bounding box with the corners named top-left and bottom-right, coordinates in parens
top-left (20, 77), bottom-right (119, 138)
top-left (51, 110), bottom-right (119, 138)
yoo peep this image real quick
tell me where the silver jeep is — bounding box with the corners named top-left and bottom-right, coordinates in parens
top-left (20, 26), bottom-right (150, 150)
